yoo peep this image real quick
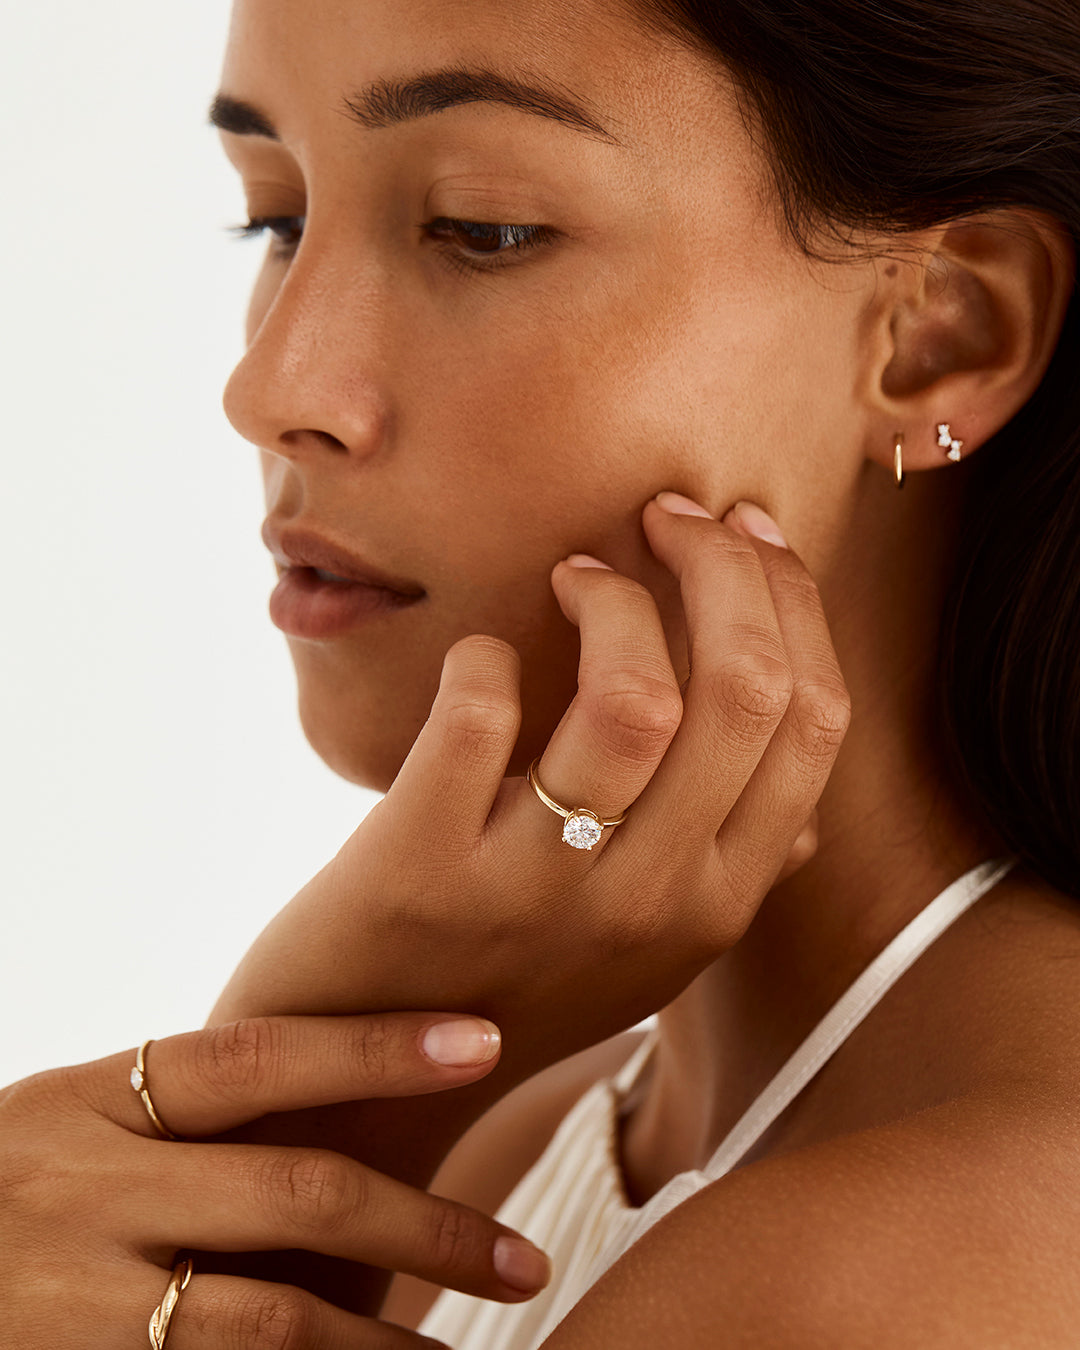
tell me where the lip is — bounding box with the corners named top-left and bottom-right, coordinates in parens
top-left (261, 520), bottom-right (427, 596)
top-left (261, 519), bottom-right (426, 640)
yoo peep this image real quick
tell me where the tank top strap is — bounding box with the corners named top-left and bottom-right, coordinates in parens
top-left (699, 855), bottom-right (1017, 1181)
top-left (611, 1024), bottom-right (661, 1095)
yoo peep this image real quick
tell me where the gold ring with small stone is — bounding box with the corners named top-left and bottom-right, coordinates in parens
top-left (526, 757), bottom-right (628, 851)
top-left (130, 1040), bottom-right (178, 1141)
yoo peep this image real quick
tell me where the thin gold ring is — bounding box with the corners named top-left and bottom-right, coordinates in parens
top-left (527, 757), bottom-right (628, 851)
top-left (130, 1040), bottom-right (178, 1141)
top-left (148, 1258), bottom-right (194, 1350)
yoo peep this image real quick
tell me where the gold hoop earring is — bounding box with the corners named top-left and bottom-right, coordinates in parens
top-left (893, 434), bottom-right (905, 489)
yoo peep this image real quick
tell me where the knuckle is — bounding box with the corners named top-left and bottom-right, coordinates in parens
top-left (0, 1143), bottom-right (60, 1219)
top-left (5, 1065), bottom-right (98, 1125)
top-left (588, 682), bottom-right (682, 762)
top-left (591, 866), bottom-right (676, 955)
top-left (693, 528), bottom-right (762, 584)
top-left (0, 1069), bottom-right (60, 1120)
top-left (428, 1200), bottom-right (484, 1273)
top-left (772, 556), bottom-right (831, 620)
top-left (790, 680), bottom-right (852, 758)
top-left (606, 900), bottom-right (673, 956)
top-left (786, 823), bottom-right (820, 870)
top-left (268, 1150), bottom-right (352, 1239)
top-left (441, 695), bottom-right (519, 758)
top-left (193, 1017), bottom-right (280, 1099)
top-left (231, 1286), bottom-right (311, 1350)
top-left (713, 651), bottom-right (793, 731)
top-left (586, 571), bottom-right (651, 604)
top-left (349, 1018), bottom-right (391, 1084)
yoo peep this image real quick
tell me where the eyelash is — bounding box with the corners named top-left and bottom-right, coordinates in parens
top-left (228, 215), bottom-right (559, 274)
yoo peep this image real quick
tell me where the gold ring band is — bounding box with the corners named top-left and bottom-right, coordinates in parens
top-left (149, 1258), bottom-right (194, 1350)
top-left (130, 1040), bottom-right (178, 1141)
top-left (527, 757), bottom-right (628, 851)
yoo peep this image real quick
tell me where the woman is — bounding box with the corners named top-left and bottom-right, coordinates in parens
top-left (3, 0), bottom-right (1078, 1345)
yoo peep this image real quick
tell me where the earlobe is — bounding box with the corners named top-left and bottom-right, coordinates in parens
top-left (866, 206), bottom-right (1075, 477)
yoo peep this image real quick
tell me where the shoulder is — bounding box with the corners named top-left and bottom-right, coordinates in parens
top-left (381, 1027), bottom-right (649, 1330)
top-left (540, 1085), bottom-right (1080, 1348)
top-left (539, 874), bottom-right (1080, 1348)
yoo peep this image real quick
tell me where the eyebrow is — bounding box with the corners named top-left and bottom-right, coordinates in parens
top-left (209, 94), bottom-right (278, 139)
top-left (209, 65), bottom-right (623, 147)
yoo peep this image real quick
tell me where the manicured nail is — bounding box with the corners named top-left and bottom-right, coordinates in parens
top-left (493, 1235), bottom-right (552, 1292)
top-left (563, 554), bottom-right (613, 569)
top-left (654, 491), bottom-right (714, 519)
top-left (421, 1018), bottom-right (501, 1066)
top-left (730, 501), bottom-right (788, 548)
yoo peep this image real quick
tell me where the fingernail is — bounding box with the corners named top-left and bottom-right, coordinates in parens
top-left (563, 554), bottom-right (613, 569)
top-left (493, 1235), bottom-right (552, 1293)
top-left (421, 1019), bottom-right (501, 1067)
top-left (654, 491), bottom-right (714, 519)
top-left (729, 501), bottom-right (788, 548)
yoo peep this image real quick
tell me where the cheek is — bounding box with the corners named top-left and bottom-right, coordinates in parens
top-left (401, 269), bottom-right (706, 532)
top-left (405, 291), bottom-right (761, 585)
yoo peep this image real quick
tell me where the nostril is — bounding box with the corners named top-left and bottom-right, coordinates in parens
top-left (281, 428), bottom-right (351, 456)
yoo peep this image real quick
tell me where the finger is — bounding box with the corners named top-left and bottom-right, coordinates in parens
top-left (382, 633), bottom-right (522, 840)
top-left (774, 809), bottom-right (820, 884)
top-left (135, 1270), bottom-right (452, 1350)
top-left (714, 504), bottom-right (850, 880)
top-left (135, 1141), bottom-right (552, 1303)
top-left (521, 556), bottom-right (681, 848)
top-left (79, 1013), bottom-right (502, 1139)
top-left (623, 494), bottom-right (793, 852)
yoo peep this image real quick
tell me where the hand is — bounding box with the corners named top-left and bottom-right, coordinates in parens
top-left (0, 1013), bottom-right (551, 1349)
top-left (225, 495), bottom-right (849, 1082)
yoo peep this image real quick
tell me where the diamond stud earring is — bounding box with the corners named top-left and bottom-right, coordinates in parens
top-left (937, 423), bottom-right (964, 463)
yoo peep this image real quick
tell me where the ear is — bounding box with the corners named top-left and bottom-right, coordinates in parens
top-left (859, 207), bottom-right (1075, 477)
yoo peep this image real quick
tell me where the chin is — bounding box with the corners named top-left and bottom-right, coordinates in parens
top-left (295, 685), bottom-right (427, 792)
top-left (290, 627), bottom-right (579, 795)
top-left (297, 693), bottom-right (545, 792)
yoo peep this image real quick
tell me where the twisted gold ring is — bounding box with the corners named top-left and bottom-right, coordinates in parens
top-left (149, 1258), bottom-right (194, 1349)
top-left (527, 757), bottom-right (629, 851)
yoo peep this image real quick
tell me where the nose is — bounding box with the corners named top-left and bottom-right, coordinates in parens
top-left (222, 245), bottom-right (392, 465)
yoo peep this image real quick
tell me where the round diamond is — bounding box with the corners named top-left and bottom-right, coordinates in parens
top-left (130, 1066), bottom-right (144, 1092)
top-left (563, 812), bottom-right (603, 850)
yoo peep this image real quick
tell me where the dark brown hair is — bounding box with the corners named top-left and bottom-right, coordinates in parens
top-left (630, 0), bottom-right (1080, 897)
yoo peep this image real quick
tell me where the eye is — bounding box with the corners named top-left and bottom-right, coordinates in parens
top-left (228, 215), bottom-right (305, 257)
top-left (423, 217), bottom-right (559, 273)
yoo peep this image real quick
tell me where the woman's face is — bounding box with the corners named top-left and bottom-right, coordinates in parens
top-left (218, 0), bottom-right (876, 790)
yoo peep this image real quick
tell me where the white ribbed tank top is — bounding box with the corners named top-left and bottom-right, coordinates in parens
top-left (419, 858), bottom-right (1016, 1350)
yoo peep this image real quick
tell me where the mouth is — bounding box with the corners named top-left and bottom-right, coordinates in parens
top-left (261, 520), bottom-right (427, 596)
top-left (261, 520), bottom-right (426, 640)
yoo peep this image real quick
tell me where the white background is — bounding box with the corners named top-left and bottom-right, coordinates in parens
top-left (0, 1), bottom-right (380, 1084)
